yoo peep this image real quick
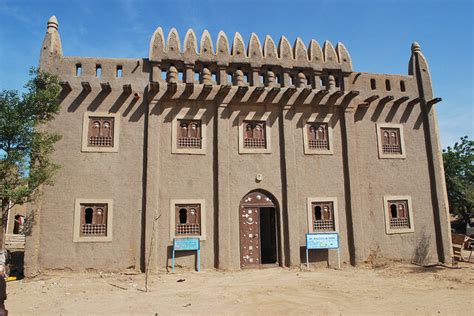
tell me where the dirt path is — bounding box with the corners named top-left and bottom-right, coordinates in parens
top-left (5, 262), bottom-right (474, 315)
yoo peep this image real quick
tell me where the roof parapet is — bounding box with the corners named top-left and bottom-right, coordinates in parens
top-left (149, 27), bottom-right (352, 71)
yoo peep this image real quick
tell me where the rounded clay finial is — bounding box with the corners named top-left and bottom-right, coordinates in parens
top-left (411, 41), bottom-right (421, 53)
top-left (297, 72), bottom-right (307, 88)
top-left (166, 66), bottom-right (178, 83)
top-left (201, 67), bottom-right (212, 84)
top-left (235, 69), bottom-right (244, 86)
top-left (47, 16), bottom-right (58, 30)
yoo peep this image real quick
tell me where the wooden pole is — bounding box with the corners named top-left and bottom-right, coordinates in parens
top-left (145, 214), bottom-right (161, 292)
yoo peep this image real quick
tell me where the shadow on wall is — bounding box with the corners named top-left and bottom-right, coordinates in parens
top-left (353, 98), bottom-right (424, 130)
top-left (412, 230), bottom-right (431, 265)
top-left (63, 87), bottom-right (146, 122)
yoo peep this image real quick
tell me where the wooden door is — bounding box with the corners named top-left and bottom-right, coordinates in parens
top-left (239, 206), bottom-right (261, 267)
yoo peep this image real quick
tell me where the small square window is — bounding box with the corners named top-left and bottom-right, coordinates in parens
top-left (170, 199), bottom-right (206, 240)
top-left (306, 198), bottom-right (339, 233)
top-left (383, 196), bottom-right (414, 234)
top-left (177, 120), bottom-right (202, 149)
top-left (238, 115), bottom-right (272, 154)
top-left (376, 123), bottom-right (406, 159)
top-left (243, 121), bottom-right (266, 149)
top-left (82, 112), bottom-right (120, 153)
top-left (74, 199), bottom-right (113, 242)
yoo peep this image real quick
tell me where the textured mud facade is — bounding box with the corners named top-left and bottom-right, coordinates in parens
top-left (25, 16), bottom-right (452, 274)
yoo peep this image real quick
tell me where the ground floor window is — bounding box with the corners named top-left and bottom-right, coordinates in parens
top-left (306, 197), bottom-right (339, 233)
top-left (169, 199), bottom-right (207, 240)
top-left (175, 204), bottom-right (201, 236)
top-left (383, 196), bottom-right (414, 234)
top-left (80, 204), bottom-right (108, 236)
top-left (73, 199), bottom-right (113, 242)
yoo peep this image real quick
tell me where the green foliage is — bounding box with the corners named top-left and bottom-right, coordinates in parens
top-left (0, 68), bottom-right (62, 230)
top-left (442, 136), bottom-right (474, 219)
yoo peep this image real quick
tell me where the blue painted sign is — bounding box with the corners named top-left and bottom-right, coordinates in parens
top-left (174, 238), bottom-right (200, 251)
top-left (306, 233), bottom-right (339, 249)
top-left (172, 238), bottom-right (201, 272)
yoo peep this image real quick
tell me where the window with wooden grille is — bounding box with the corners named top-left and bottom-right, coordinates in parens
top-left (307, 122), bottom-right (330, 150)
top-left (177, 120), bottom-right (202, 149)
top-left (312, 201), bottom-right (335, 231)
top-left (80, 203), bottom-right (108, 237)
top-left (88, 117), bottom-right (114, 147)
top-left (381, 127), bottom-right (401, 154)
top-left (175, 204), bottom-right (201, 236)
top-left (387, 200), bottom-right (410, 229)
top-left (243, 121), bottom-right (266, 149)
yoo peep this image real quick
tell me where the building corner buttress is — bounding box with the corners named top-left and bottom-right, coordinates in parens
top-left (410, 42), bottom-right (453, 264)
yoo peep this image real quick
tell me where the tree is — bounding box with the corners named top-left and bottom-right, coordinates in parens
top-left (442, 136), bottom-right (474, 224)
top-left (0, 68), bottom-right (62, 248)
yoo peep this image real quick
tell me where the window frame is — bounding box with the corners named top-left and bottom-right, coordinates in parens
top-left (171, 114), bottom-right (207, 155)
top-left (169, 199), bottom-right (206, 240)
top-left (73, 199), bottom-right (113, 242)
top-left (303, 114), bottom-right (334, 155)
top-left (306, 197), bottom-right (339, 233)
top-left (383, 195), bottom-right (415, 234)
top-left (82, 112), bottom-right (120, 153)
top-left (376, 123), bottom-right (406, 159)
top-left (238, 114), bottom-right (272, 154)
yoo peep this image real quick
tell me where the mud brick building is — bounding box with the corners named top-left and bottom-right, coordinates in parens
top-left (25, 16), bottom-right (452, 273)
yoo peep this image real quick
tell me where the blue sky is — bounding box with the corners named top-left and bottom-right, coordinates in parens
top-left (0, 0), bottom-right (472, 147)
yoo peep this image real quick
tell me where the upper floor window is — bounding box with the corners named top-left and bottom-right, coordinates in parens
top-left (171, 115), bottom-right (207, 155)
top-left (177, 120), bottom-right (202, 149)
top-left (376, 123), bottom-right (406, 159)
top-left (238, 115), bottom-right (272, 154)
top-left (82, 112), bottom-right (120, 153)
top-left (381, 128), bottom-right (401, 154)
top-left (243, 121), bottom-right (266, 149)
top-left (88, 117), bottom-right (114, 147)
top-left (303, 116), bottom-right (334, 155)
top-left (307, 122), bottom-right (329, 150)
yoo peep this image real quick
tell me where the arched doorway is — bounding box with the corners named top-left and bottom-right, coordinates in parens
top-left (239, 190), bottom-right (279, 268)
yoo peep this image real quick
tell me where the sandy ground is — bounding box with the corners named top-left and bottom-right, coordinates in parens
top-left (5, 262), bottom-right (474, 315)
